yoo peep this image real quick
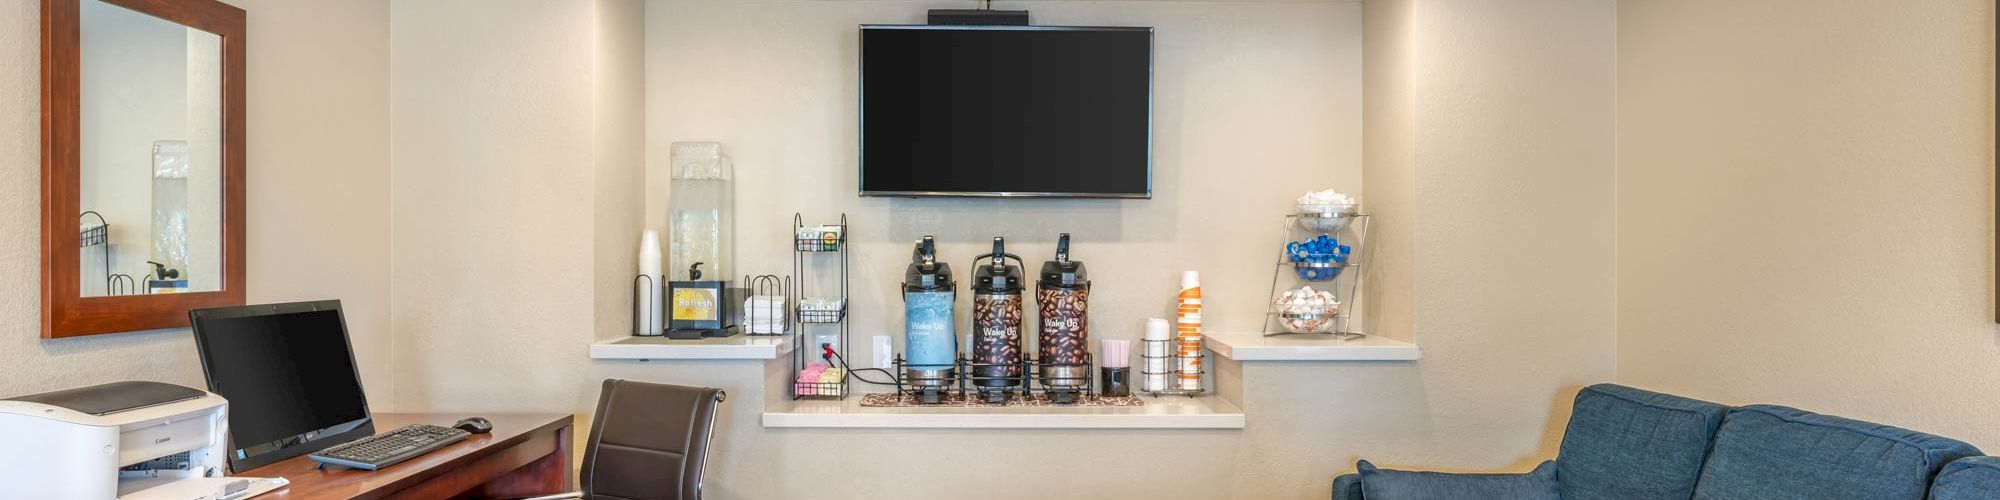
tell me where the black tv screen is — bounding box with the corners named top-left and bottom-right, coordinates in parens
top-left (860, 25), bottom-right (1153, 198)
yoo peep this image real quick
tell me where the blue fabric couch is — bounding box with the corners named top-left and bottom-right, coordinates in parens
top-left (1333, 384), bottom-right (1992, 500)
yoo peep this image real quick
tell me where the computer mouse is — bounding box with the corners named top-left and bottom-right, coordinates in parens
top-left (453, 417), bottom-right (493, 434)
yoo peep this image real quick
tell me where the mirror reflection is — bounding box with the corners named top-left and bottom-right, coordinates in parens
top-left (79, 0), bottom-right (223, 296)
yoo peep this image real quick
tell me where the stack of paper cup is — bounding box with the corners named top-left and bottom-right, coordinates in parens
top-left (1142, 318), bottom-right (1171, 392)
top-left (1176, 272), bottom-right (1203, 391)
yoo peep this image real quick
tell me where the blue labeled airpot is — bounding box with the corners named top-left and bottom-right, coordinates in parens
top-left (902, 236), bottom-right (957, 396)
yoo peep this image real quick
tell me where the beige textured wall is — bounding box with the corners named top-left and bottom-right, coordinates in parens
top-left (0, 0), bottom-right (394, 404)
top-left (1408, 0), bottom-right (1619, 464)
top-left (1616, 0), bottom-right (2000, 447)
top-left (595, 0), bottom-right (646, 345)
top-left (232, 0), bottom-right (396, 409)
top-left (1362, 0), bottom-right (1413, 342)
top-left (386, 0), bottom-right (602, 412)
top-left (1345, 0), bottom-right (1619, 472)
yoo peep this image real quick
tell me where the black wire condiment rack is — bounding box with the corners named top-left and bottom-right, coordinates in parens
top-left (791, 213), bottom-right (850, 399)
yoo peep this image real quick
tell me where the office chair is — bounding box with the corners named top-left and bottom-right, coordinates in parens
top-left (526, 379), bottom-right (726, 500)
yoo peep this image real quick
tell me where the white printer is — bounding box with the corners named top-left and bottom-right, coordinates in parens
top-left (0, 381), bottom-right (229, 499)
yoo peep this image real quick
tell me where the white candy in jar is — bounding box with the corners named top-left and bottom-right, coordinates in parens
top-left (1297, 189), bottom-right (1357, 213)
top-left (1276, 286), bottom-right (1341, 333)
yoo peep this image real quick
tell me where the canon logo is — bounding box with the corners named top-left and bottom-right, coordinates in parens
top-left (154, 437), bottom-right (171, 444)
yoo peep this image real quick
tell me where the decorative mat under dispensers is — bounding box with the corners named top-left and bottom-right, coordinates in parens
top-left (859, 392), bottom-right (1145, 408)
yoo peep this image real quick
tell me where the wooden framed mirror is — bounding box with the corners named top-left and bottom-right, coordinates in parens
top-left (42, 0), bottom-right (245, 338)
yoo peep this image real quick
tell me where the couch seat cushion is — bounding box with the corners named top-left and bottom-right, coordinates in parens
top-left (1357, 459), bottom-right (1559, 500)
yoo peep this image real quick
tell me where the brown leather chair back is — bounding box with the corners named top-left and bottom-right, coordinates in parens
top-left (580, 379), bottom-right (726, 500)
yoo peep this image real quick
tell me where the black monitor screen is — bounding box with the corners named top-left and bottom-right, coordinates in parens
top-left (191, 301), bottom-right (371, 471)
top-left (861, 26), bottom-right (1153, 197)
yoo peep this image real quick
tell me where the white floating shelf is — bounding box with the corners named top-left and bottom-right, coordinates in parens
top-left (589, 335), bottom-right (793, 360)
top-left (1203, 332), bottom-right (1420, 361)
top-left (762, 395), bottom-right (1245, 429)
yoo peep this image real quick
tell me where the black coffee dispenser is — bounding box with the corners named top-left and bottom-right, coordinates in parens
top-left (970, 237), bottom-right (1026, 404)
top-left (1036, 233), bottom-right (1091, 404)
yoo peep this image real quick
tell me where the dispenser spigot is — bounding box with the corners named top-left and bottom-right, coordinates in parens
top-left (146, 261), bottom-right (179, 280)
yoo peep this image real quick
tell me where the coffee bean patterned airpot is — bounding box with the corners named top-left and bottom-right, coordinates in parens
top-left (972, 294), bottom-right (1023, 386)
top-left (1037, 288), bottom-right (1090, 365)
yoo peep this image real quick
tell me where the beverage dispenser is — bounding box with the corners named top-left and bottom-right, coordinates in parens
top-left (665, 142), bottom-right (740, 339)
top-left (1036, 233), bottom-right (1091, 403)
top-left (970, 237), bottom-right (1026, 403)
top-left (901, 236), bottom-right (956, 403)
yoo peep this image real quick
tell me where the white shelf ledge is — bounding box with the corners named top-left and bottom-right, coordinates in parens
top-left (1204, 332), bottom-right (1420, 361)
top-left (762, 395), bottom-right (1244, 429)
top-left (589, 335), bottom-right (792, 360)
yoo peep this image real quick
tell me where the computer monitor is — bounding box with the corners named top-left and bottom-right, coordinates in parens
top-left (190, 300), bottom-right (374, 472)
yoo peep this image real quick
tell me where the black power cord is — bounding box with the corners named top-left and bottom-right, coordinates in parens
top-left (821, 343), bottom-right (903, 388)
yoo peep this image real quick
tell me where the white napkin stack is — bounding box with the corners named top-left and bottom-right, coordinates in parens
top-left (744, 295), bottom-right (787, 334)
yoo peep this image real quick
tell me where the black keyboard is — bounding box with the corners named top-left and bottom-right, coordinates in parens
top-left (309, 424), bottom-right (470, 470)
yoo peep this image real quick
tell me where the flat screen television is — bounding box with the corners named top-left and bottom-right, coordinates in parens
top-left (860, 25), bottom-right (1154, 198)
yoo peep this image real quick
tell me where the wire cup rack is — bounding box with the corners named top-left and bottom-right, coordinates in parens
top-left (629, 274), bottom-right (659, 336)
top-left (1138, 338), bottom-right (1206, 397)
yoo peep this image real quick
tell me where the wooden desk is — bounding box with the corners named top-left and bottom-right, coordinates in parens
top-left (241, 413), bottom-right (573, 499)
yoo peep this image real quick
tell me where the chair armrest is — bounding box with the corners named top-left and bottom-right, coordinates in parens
top-left (515, 492), bottom-right (583, 500)
top-left (1333, 473), bottom-right (1364, 500)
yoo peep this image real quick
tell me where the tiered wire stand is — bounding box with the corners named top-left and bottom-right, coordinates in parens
top-left (1263, 209), bottom-right (1371, 338)
top-left (791, 213), bottom-right (850, 399)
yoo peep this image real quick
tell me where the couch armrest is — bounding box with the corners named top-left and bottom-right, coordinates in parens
top-left (1931, 456), bottom-right (2000, 500)
top-left (1333, 473), bottom-right (1364, 500)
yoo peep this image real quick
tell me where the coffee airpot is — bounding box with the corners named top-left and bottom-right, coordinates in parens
top-left (1036, 233), bottom-right (1091, 402)
top-left (901, 236), bottom-right (956, 403)
top-left (970, 237), bottom-right (1026, 403)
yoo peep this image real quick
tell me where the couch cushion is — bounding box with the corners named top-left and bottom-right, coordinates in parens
top-left (1930, 456), bottom-right (2000, 500)
top-left (1357, 459), bottom-right (1560, 500)
top-left (1557, 384), bottom-right (1729, 500)
top-left (1693, 405), bottom-right (1981, 500)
